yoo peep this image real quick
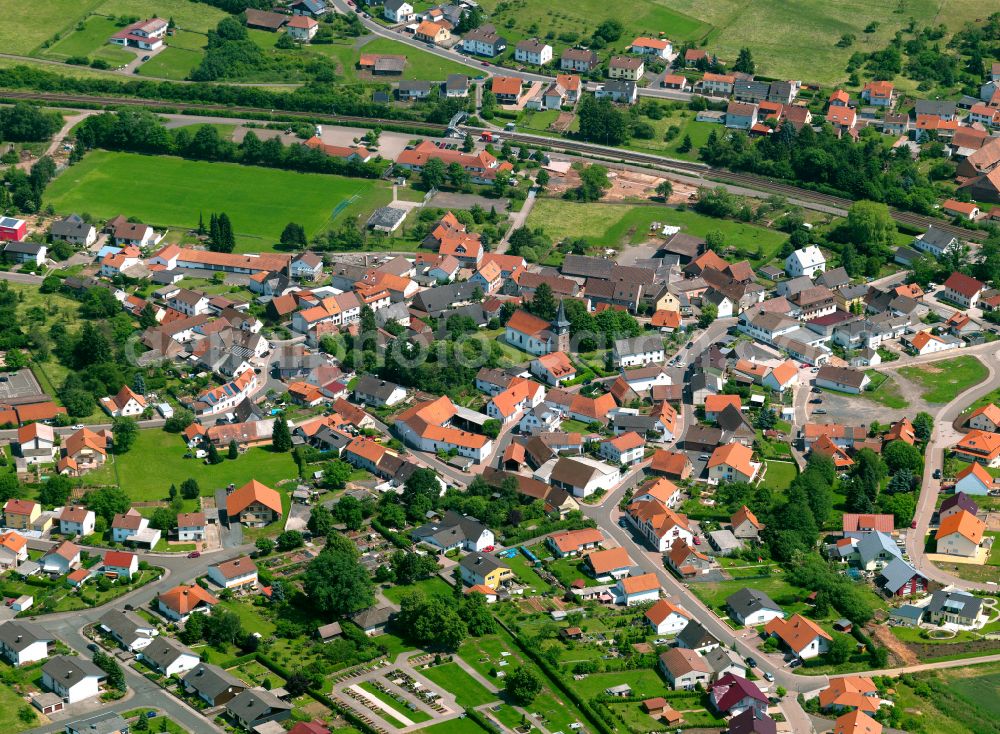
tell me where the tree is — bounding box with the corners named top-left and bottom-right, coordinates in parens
top-left (733, 47), bottom-right (756, 74)
top-left (577, 164), bottom-right (612, 202)
top-left (531, 282), bottom-right (557, 321)
top-left (112, 417), bottom-right (138, 454)
top-left (462, 133), bottom-right (474, 152)
top-left (535, 168), bottom-right (549, 189)
top-left (180, 478), bottom-right (200, 500)
top-left (390, 550), bottom-right (438, 585)
top-left (303, 544), bottom-right (375, 617)
top-left (882, 440), bottom-right (922, 474)
top-left (149, 507), bottom-right (178, 532)
top-left (228, 439), bottom-right (239, 460)
top-left (307, 505), bottom-right (334, 537)
top-left (677, 134), bottom-right (693, 153)
top-left (402, 468), bottom-right (440, 522)
top-left (255, 537), bottom-right (274, 555)
top-left (38, 475), bottom-right (72, 507)
top-left (279, 222), bottom-right (307, 248)
top-left (276, 530), bottom-right (304, 551)
top-left (912, 412), bottom-right (933, 443)
top-left (482, 418), bottom-right (502, 439)
top-left (460, 591), bottom-right (496, 636)
top-left (698, 302), bottom-right (717, 328)
top-left (0, 474), bottom-right (23, 503)
top-left (446, 161), bottom-right (468, 189)
top-left (655, 180), bottom-right (673, 200)
top-left (272, 417), bottom-right (292, 452)
top-left (206, 442), bottom-right (222, 465)
top-left (397, 592), bottom-right (467, 650)
top-left (164, 409), bottom-right (195, 433)
top-left (92, 650), bottom-right (126, 691)
top-left (85, 486), bottom-right (131, 523)
top-left (577, 95), bottom-right (629, 146)
top-left (505, 667), bottom-right (541, 705)
top-left (322, 459), bottom-right (353, 490)
top-left (421, 157), bottom-right (446, 190)
top-left (844, 201), bottom-right (895, 257)
top-left (827, 633), bottom-right (855, 664)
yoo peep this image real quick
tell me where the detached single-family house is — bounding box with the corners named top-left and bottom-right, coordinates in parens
top-left (645, 599), bottom-right (691, 635)
top-left (659, 647), bottom-right (711, 690)
top-left (100, 385), bottom-right (147, 417)
top-left (383, 0), bottom-right (414, 22)
top-left (42, 656), bottom-right (105, 704)
top-left (676, 621), bottom-right (720, 654)
top-left (613, 336), bottom-right (665, 367)
top-left (99, 609), bottom-right (157, 653)
top-left (707, 443), bottom-right (760, 484)
top-left (41, 540), bottom-right (80, 575)
top-left (50, 214), bottom-right (96, 247)
top-left (515, 39), bottom-right (552, 65)
top-left (925, 589), bottom-right (983, 627)
top-left (764, 614), bottom-right (832, 659)
top-left (942, 272), bottom-right (986, 309)
top-left (412, 511), bottom-right (494, 553)
top-left (58, 507), bottom-right (95, 538)
top-left (17, 422), bottom-right (57, 465)
top-left (967, 403), bottom-right (1000, 433)
top-left (785, 246), bottom-right (826, 278)
top-left (141, 636), bottom-right (200, 677)
top-left (207, 556), bottom-right (258, 589)
top-left (183, 664), bottom-right (246, 707)
top-left (0, 621), bottom-right (53, 666)
top-left (614, 573), bottom-right (659, 606)
top-left (710, 673), bottom-right (768, 717)
top-left (547, 528), bottom-right (604, 557)
top-left (935, 509), bottom-right (985, 557)
top-left (583, 547), bottom-right (633, 581)
top-left (226, 480), bottom-right (283, 527)
top-left (459, 553), bottom-right (512, 589)
top-left (226, 689), bottom-right (293, 730)
top-left (726, 588), bottom-right (785, 627)
top-left (157, 584), bottom-right (219, 623)
top-left (816, 365), bottom-right (870, 394)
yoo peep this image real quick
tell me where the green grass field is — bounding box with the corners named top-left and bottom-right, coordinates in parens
top-left (420, 663), bottom-right (498, 708)
top-left (760, 460), bottom-right (798, 491)
top-left (380, 576), bottom-right (454, 605)
top-left (310, 37), bottom-right (476, 81)
top-left (0, 0), bottom-right (103, 55)
top-left (45, 151), bottom-right (391, 250)
top-left (137, 29), bottom-right (206, 79)
top-left (898, 356), bottom-right (988, 404)
top-left (83, 429), bottom-right (298, 501)
top-left (42, 15), bottom-right (134, 65)
top-left (526, 199), bottom-right (786, 263)
top-left (95, 0), bottom-right (228, 33)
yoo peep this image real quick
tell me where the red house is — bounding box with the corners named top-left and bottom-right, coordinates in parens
top-left (0, 217), bottom-right (27, 242)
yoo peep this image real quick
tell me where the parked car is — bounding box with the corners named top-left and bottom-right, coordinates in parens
top-left (693, 536), bottom-right (701, 545)
top-left (763, 671), bottom-right (775, 682)
top-left (746, 657), bottom-right (757, 668)
top-left (482, 545), bottom-right (495, 553)
top-left (910, 520), bottom-right (917, 529)
top-left (789, 658), bottom-right (802, 668)
top-left (141, 55), bottom-right (150, 61)
top-left (810, 398), bottom-right (822, 404)
top-left (187, 551), bottom-right (201, 558)
top-left (814, 408), bottom-right (827, 414)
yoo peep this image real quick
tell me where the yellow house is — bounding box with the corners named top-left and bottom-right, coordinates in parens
top-left (415, 20), bottom-right (451, 45)
top-left (3, 499), bottom-right (40, 530)
top-left (609, 56), bottom-right (644, 81)
top-left (459, 554), bottom-right (512, 590)
top-left (651, 289), bottom-right (681, 312)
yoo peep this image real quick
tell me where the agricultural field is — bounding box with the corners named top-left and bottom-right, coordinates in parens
top-left (82, 429), bottom-right (299, 501)
top-left (898, 356), bottom-right (988, 404)
top-left (891, 662), bottom-right (1000, 734)
top-left (44, 151), bottom-right (392, 251)
top-left (525, 199), bottom-right (787, 264)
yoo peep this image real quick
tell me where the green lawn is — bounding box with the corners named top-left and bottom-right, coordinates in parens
top-left (96, 0), bottom-right (228, 33)
top-left (216, 600), bottom-right (277, 636)
top-left (525, 199), bottom-right (786, 264)
top-left (572, 669), bottom-right (667, 699)
top-left (420, 662), bottom-right (498, 708)
top-left (0, 0), bottom-right (103, 55)
top-left (760, 460), bottom-right (798, 491)
top-left (137, 29), bottom-right (206, 80)
top-left (504, 553), bottom-right (555, 593)
top-left (898, 356), bottom-right (988, 404)
top-left (45, 151), bottom-right (391, 251)
top-left (625, 117), bottom-right (720, 161)
top-left (381, 576), bottom-right (454, 605)
top-left (359, 37), bottom-right (476, 81)
top-left (421, 719), bottom-right (491, 734)
top-left (890, 663), bottom-right (1000, 734)
top-left (689, 573), bottom-right (815, 619)
top-left (42, 15), bottom-right (134, 65)
top-left (0, 666), bottom-right (41, 729)
top-left (84, 429), bottom-right (298, 501)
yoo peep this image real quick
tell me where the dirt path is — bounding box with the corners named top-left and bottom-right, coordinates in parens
top-left (869, 624), bottom-right (919, 667)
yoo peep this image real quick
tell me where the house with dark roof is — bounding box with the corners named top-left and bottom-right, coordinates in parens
top-left (225, 689), bottom-right (293, 730)
top-left (411, 511), bottom-right (494, 552)
top-left (709, 673), bottom-right (768, 717)
top-left (140, 636), bottom-right (200, 677)
top-left (875, 557), bottom-right (926, 597)
top-left (726, 588), bottom-right (785, 626)
top-left (675, 621), bottom-right (719, 653)
top-left (183, 664), bottom-right (246, 706)
top-left (925, 589), bottom-right (983, 626)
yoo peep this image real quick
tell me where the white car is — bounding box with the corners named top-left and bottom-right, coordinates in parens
top-left (71, 424), bottom-right (84, 430)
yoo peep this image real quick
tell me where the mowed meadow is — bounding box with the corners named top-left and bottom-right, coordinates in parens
top-left (44, 151), bottom-right (391, 250)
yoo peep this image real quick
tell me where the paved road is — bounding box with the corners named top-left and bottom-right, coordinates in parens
top-left (20, 545), bottom-right (250, 733)
top-left (498, 186), bottom-right (537, 251)
top-left (903, 344), bottom-right (1000, 592)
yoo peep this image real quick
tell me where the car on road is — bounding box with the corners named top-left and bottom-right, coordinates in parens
top-left (813, 408), bottom-right (827, 414)
top-left (810, 398), bottom-right (822, 404)
top-left (141, 55), bottom-right (151, 61)
top-left (482, 61), bottom-right (490, 66)
top-left (698, 454), bottom-right (709, 461)
top-left (686, 342), bottom-right (694, 349)
top-left (910, 520), bottom-right (917, 529)
top-left (618, 517), bottom-right (628, 528)
top-left (746, 657), bottom-right (757, 668)
top-left (811, 387), bottom-right (821, 393)
top-left (72, 424), bottom-right (84, 430)
top-left (763, 671), bottom-right (774, 682)
top-left (933, 468), bottom-right (942, 479)
top-left (482, 545), bottom-right (495, 552)
top-left (693, 536), bottom-right (701, 545)
top-left (653, 638), bottom-right (669, 645)
top-left (87, 643), bottom-right (98, 652)
top-left (187, 551), bottom-right (201, 558)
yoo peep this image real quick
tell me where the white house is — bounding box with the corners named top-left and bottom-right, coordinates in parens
top-left (177, 512), bottom-right (207, 542)
top-left (540, 456), bottom-right (620, 498)
top-left (383, 0), bottom-right (414, 23)
top-left (514, 39), bottom-right (552, 66)
top-left (98, 609), bottom-right (157, 653)
top-left (0, 621), bottom-right (53, 666)
top-left (41, 540), bottom-right (81, 575)
top-left (612, 336), bottom-right (665, 368)
top-left (100, 384), bottom-right (147, 417)
top-left (614, 573), bottom-right (659, 606)
top-left (57, 507), bottom-right (95, 538)
top-left (645, 599), bottom-right (691, 635)
top-left (102, 550), bottom-right (139, 580)
top-left (140, 636), bottom-right (201, 677)
top-left (785, 246), bottom-right (826, 278)
top-left (42, 656), bottom-right (105, 704)
top-left (726, 588), bottom-right (786, 627)
top-left (207, 556), bottom-right (258, 589)
top-left (599, 432), bottom-right (645, 466)
top-left (764, 615), bottom-right (831, 660)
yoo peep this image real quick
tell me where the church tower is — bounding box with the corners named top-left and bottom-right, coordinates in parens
top-left (552, 299), bottom-right (570, 353)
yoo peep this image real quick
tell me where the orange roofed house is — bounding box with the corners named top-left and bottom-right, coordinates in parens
top-left (157, 584), bottom-right (219, 622)
top-left (226, 480), bottom-right (283, 528)
top-left (952, 429), bottom-right (1000, 467)
top-left (395, 140), bottom-right (513, 185)
top-left (394, 395), bottom-right (493, 463)
top-left (935, 509), bottom-right (985, 557)
top-left (764, 613), bottom-right (832, 659)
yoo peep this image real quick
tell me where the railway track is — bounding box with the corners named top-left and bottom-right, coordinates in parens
top-left (1, 89), bottom-right (985, 241)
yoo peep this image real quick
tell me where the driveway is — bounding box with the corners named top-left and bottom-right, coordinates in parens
top-left (285, 502), bottom-right (311, 532)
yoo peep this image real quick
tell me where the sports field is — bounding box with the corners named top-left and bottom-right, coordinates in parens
top-left (45, 151), bottom-right (391, 250)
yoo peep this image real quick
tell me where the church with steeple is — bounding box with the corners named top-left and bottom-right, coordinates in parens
top-left (504, 300), bottom-right (572, 356)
